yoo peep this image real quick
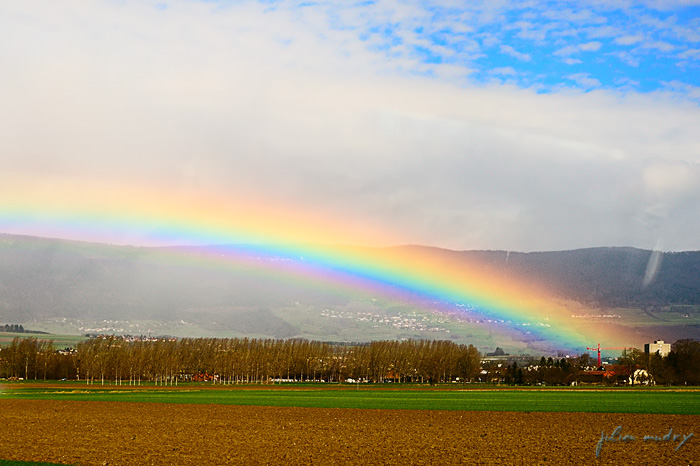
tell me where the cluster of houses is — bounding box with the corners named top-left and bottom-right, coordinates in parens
top-left (320, 309), bottom-right (450, 333)
top-left (572, 340), bottom-right (671, 385)
top-left (481, 340), bottom-right (671, 386)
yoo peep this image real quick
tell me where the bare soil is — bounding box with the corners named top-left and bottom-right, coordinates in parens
top-left (0, 399), bottom-right (698, 465)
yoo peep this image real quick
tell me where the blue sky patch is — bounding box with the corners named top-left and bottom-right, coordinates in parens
top-left (272, 0), bottom-right (699, 99)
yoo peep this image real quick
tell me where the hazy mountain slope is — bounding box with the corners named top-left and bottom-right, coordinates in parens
top-left (1, 234), bottom-right (699, 343)
top-left (0, 234), bottom-right (353, 335)
top-left (451, 247), bottom-right (700, 308)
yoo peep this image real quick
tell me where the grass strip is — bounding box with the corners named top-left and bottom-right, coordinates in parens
top-left (2, 387), bottom-right (699, 414)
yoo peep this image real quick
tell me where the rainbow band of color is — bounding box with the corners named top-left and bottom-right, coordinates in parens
top-left (1, 192), bottom-right (607, 352)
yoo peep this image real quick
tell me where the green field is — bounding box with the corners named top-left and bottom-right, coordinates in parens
top-left (0, 332), bottom-right (86, 348)
top-left (2, 384), bottom-right (699, 414)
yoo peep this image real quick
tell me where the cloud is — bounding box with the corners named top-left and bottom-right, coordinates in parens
top-left (566, 73), bottom-right (602, 88)
top-left (553, 41), bottom-right (602, 56)
top-left (615, 34), bottom-right (645, 45)
top-left (579, 41), bottom-right (603, 51)
top-left (500, 44), bottom-right (531, 61)
top-left (490, 66), bottom-right (518, 75)
top-left (613, 50), bottom-right (641, 66)
top-left (662, 80), bottom-right (700, 100)
top-left (562, 58), bottom-right (583, 65)
top-left (481, 34), bottom-right (500, 48)
top-left (615, 77), bottom-right (641, 88)
top-left (552, 45), bottom-right (579, 57)
top-left (643, 40), bottom-right (676, 52)
top-left (671, 23), bottom-right (700, 42)
top-left (2, 0), bottom-right (700, 253)
top-left (642, 161), bottom-right (699, 199)
top-left (542, 8), bottom-right (607, 24)
top-left (678, 48), bottom-right (700, 60)
top-left (582, 25), bottom-right (622, 39)
top-left (641, 0), bottom-right (700, 10)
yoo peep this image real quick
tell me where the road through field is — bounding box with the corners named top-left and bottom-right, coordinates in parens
top-left (0, 399), bottom-right (698, 465)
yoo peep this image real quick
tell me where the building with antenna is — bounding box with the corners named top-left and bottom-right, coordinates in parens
top-left (644, 340), bottom-right (671, 357)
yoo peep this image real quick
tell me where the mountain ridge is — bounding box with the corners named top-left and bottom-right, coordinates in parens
top-left (2, 233), bottom-right (699, 347)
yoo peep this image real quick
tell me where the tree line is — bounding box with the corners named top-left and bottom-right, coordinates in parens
top-left (2, 336), bottom-right (698, 385)
top-left (0, 337), bottom-right (74, 380)
top-left (1, 324), bottom-right (25, 333)
top-left (0, 336), bottom-right (481, 385)
top-left (0, 324), bottom-right (49, 334)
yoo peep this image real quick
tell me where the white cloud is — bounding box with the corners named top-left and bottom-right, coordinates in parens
top-left (672, 24), bottom-right (700, 42)
top-left (500, 44), bottom-right (532, 61)
top-left (490, 66), bottom-right (518, 75)
top-left (562, 58), bottom-right (583, 65)
top-left (554, 41), bottom-right (602, 56)
top-left (615, 77), bottom-right (641, 88)
top-left (678, 48), bottom-right (700, 60)
top-left (643, 161), bottom-right (699, 199)
top-left (579, 41), bottom-right (603, 51)
top-left (481, 34), bottom-right (500, 48)
top-left (661, 80), bottom-right (700, 99)
top-left (583, 25), bottom-right (621, 39)
top-left (553, 45), bottom-right (579, 57)
top-left (643, 40), bottom-right (676, 52)
top-left (2, 0), bottom-right (700, 252)
top-left (615, 34), bottom-right (645, 45)
top-left (542, 8), bottom-right (607, 24)
top-left (613, 50), bottom-right (641, 66)
top-left (641, 0), bottom-right (700, 10)
top-left (566, 73), bottom-right (602, 88)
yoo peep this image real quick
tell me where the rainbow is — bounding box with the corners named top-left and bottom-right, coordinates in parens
top-left (0, 182), bottom-right (633, 351)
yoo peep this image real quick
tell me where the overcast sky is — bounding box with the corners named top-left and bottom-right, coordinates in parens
top-left (2, 0), bottom-right (700, 252)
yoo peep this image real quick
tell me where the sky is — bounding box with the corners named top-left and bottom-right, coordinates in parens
top-left (2, 0), bottom-right (700, 252)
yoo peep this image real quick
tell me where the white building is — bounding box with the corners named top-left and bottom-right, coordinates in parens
top-left (644, 340), bottom-right (671, 357)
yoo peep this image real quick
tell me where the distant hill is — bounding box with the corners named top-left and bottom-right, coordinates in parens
top-left (1, 234), bottom-right (699, 346)
top-left (453, 247), bottom-right (700, 308)
top-left (0, 234), bottom-right (354, 338)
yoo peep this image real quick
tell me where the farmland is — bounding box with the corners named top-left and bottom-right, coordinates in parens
top-left (0, 332), bottom-right (86, 349)
top-left (2, 382), bottom-right (700, 414)
top-left (1, 383), bottom-right (699, 465)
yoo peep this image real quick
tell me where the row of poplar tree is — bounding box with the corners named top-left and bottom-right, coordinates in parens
top-left (0, 336), bottom-right (482, 385)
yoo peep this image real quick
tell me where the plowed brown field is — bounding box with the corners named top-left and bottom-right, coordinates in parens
top-left (0, 399), bottom-right (697, 465)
